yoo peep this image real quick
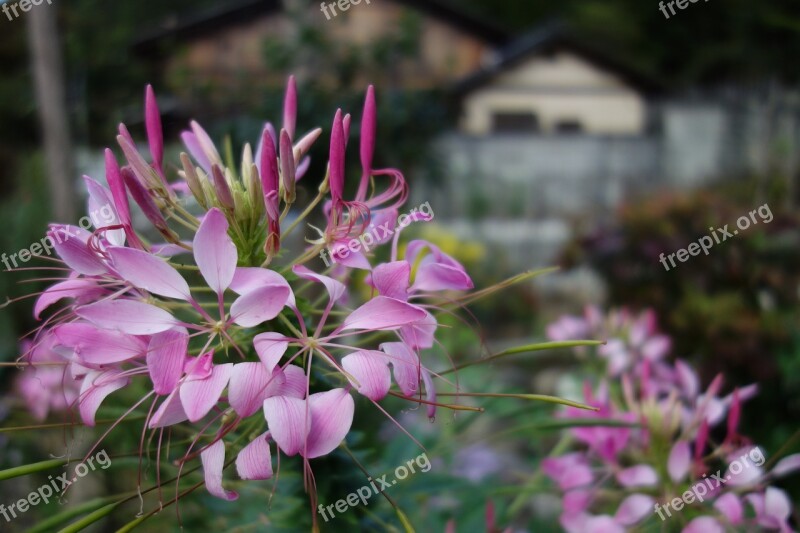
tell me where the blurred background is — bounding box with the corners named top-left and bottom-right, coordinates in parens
top-left (1, 0), bottom-right (799, 530)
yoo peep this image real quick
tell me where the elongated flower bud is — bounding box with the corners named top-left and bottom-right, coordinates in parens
top-left (248, 163), bottom-right (263, 219)
top-left (358, 85), bottom-right (376, 201)
top-left (211, 164), bottom-right (235, 210)
top-left (260, 129), bottom-right (281, 261)
top-left (117, 134), bottom-right (173, 203)
top-left (279, 129), bottom-right (296, 204)
top-left (293, 128), bottom-right (322, 164)
top-left (283, 75), bottom-right (297, 140)
top-left (145, 84), bottom-right (164, 176)
top-left (342, 113), bottom-right (352, 145)
top-left (105, 148), bottom-right (145, 250)
top-left (180, 152), bottom-right (207, 208)
top-left (190, 120), bottom-right (222, 167)
top-left (329, 109), bottom-right (345, 202)
top-left (121, 167), bottom-right (178, 243)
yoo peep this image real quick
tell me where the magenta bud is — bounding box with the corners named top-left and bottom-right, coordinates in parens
top-left (283, 75), bottom-right (297, 140)
top-left (329, 109), bottom-right (345, 201)
top-left (211, 164), bottom-right (235, 210)
top-left (279, 129), bottom-right (296, 203)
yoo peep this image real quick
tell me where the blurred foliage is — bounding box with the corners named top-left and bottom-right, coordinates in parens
top-left (0, 152), bottom-right (51, 367)
top-left (560, 180), bottom-right (800, 455)
top-left (458, 0), bottom-right (800, 85)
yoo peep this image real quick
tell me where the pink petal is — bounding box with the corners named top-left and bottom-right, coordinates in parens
top-left (380, 342), bottom-right (421, 397)
top-left (668, 440), bottom-right (691, 482)
top-left (83, 176), bottom-right (125, 246)
top-left (180, 363), bottom-right (233, 422)
top-left (370, 261), bottom-right (410, 300)
top-left (542, 453), bottom-right (593, 490)
top-left (147, 329), bottom-right (188, 395)
top-left (190, 120), bottom-right (222, 166)
top-left (230, 285), bottom-right (290, 327)
top-left (108, 246), bottom-right (190, 300)
top-left (79, 370), bottom-right (130, 426)
top-left (614, 494), bottom-right (654, 525)
top-left (675, 359), bottom-right (699, 398)
top-left (714, 493), bottom-right (743, 525)
top-left (35, 279), bottom-right (103, 319)
top-left (229, 362), bottom-right (285, 418)
top-left (764, 487), bottom-right (791, 522)
top-left (149, 389), bottom-right (188, 428)
top-left (181, 131), bottom-right (211, 173)
top-left (616, 465), bottom-right (658, 487)
top-left (263, 395), bottom-right (309, 456)
top-left (682, 517), bottom-right (724, 533)
top-left (292, 265), bottom-right (345, 304)
top-left (772, 453), bottom-right (800, 478)
top-left (342, 351), bottom-right (391, 401)
top-left (236, 432), bottom-right (273, 480)
top-left (253, 332), bottom-right (291, 373)
top-left (193, 208), bottom-right (237, 295)
top-left (563, 490), bottom-right (591, 514)
top-left (185, 351), bottom-right (214, 380)
top-left (399, 310), bottom-right (437, 350)
top-left (104, 148), bottom-right (131, 228)
top-left (369, 209), bottom-right (398, 245)
top-left (200, 440), bottom-right (238, 501)
top-left (295, 155), bottom-right (310, 180)
top-left (53, 323), bottom-right (147, 365)
top-left (341, 296), bottom-right (427, 331)
top-left (583, 515), bottom-right (624, 533)
top-left (641, 335), bottom-right (670, 361)
top-left (305, 388), bottom-right (354, 458)
top-left (329, 242), bottom-right (373, 270)
top-left (48, 225), bottom-right (106, 275)
top-left (76, 299), bottom-right (177, 335)
top-left (412, 262), bottom-right (473, 293)
top-left (273, 365), bottom-right (306, 399)
top-left (230, 267), bottom-right (295, 307)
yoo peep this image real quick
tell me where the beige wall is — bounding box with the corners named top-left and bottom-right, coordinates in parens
top-left (460, 51), bottom-right (647, 135)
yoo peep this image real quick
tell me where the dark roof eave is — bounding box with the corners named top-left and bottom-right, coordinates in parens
top-left (453, 24), bottom-right (664, 97)
top-left (133, 0), bottom-right (509, 55)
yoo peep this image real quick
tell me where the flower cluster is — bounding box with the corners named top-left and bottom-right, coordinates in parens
top-left (544, 307), bottom-right (800, 532)
top-left (19, 78), bottom-right (474, 511)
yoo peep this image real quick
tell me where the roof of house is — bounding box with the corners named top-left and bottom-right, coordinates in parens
top-left (454, 21), bottom-right (663, 96)
top-left (133, 0), bottom-right (509, 53)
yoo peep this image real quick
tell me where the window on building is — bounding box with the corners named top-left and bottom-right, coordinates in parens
top-left (554, 119), bottom-right (584, 134)
top-left (492, 112), bottom-right (540, 133)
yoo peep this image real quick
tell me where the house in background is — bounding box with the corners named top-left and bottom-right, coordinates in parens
top-left (455, 24), bottom-right (659, 136)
